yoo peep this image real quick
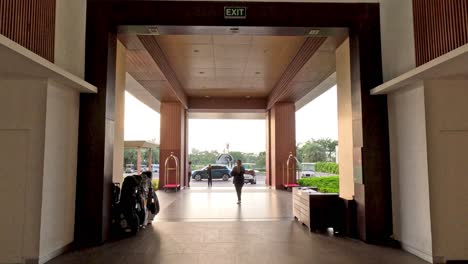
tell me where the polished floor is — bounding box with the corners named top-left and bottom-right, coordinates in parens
top-left (155, 187), bottom-right (292, 222)
top-left (47, 188), bottom-right (429, 264)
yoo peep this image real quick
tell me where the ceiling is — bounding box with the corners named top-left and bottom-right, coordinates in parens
top-left (155, 35), bottom-right (306, 97)
top-left (119, 29), bottom-right (342, 112)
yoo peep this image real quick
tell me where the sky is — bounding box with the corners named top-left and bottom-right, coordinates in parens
top-left (124, 91), bottom-right (160, 142)
top-left (124, 86), bottom-right (338, 153)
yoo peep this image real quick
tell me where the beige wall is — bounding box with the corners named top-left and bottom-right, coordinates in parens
top-left (113, 41), bottom-right (126, 184)
top-left (378, 1), bottom-right (434, 262)
top-left (0, 1), bottom-right (87, 262)
top-left (39, 81), bottom-right (80, 263)
top-left (387, 84), bottom-right (433, 262)
top-left (336, 38), bottom-right (354, 200)
top-left (380, 0), bottom-right (416, 81)
top-left (425, 80), bottom-right (468, 261)
top-left (54, 0), bottom-right (86, 78)
top-left (0, 80), bottom-right (48, 263)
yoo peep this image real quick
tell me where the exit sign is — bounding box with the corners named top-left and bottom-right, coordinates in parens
top-left (224, 7), bottom-right (247, 19)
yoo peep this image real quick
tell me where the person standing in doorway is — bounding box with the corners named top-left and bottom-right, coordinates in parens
top-left (207, 164), bottom-right (213, 188)
top-left (187, 161), bottom-right (192, 188)
top-left (231, 160), bottom-right (254, 204)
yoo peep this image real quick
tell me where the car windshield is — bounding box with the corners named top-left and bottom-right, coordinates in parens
top-left (302, 164), bottom-right (315, 171)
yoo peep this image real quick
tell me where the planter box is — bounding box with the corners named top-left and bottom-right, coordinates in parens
top-left (293, 187), bottom-right (346, 233)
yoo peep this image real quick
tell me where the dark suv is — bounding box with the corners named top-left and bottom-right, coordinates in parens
top-left (192, 165), bottom-right (231, 181)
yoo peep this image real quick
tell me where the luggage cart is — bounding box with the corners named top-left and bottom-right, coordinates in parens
top-left (283, 152), bottom-right (301, 189)
top-left (163, 152), bottom-right (181, 192)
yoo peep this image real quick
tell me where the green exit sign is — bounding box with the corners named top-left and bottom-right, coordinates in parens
top-left (224, 7), bottom-right (247, 19)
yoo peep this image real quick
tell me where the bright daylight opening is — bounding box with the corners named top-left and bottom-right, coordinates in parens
top-left (188, 118), bottom-right (266, 188)
top-left (123, 91), bottom-right (160, 189)
top-left (295, 85), bottom-right (339, 194)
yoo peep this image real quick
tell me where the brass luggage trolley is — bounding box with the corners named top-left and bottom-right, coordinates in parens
top-left (163, 152), bottom-right (181, 192)
top-left (283, 152), bottom-right (301, 189)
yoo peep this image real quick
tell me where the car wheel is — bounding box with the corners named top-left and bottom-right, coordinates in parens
top-left (252, 180), bottom-right (256, 185)
top-left (194, 174), bottom-right (202, 181)
top-left (222, 174), bottom-right (229, 181)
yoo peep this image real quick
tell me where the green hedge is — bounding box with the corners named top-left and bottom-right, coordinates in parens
top-left (315, 162), bottom-right (339, 174)
top-left (152, 179), bottom-right (159, 190)
top-left (298, 176), bottom-right (339, 193)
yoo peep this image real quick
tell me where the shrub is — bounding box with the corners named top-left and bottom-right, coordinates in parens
top-left (315, 162), bottom-right (339, 174)
top-left (151, 179), bottom-right (159, 190)
top-left (298, 176), bottom-right (339, 193)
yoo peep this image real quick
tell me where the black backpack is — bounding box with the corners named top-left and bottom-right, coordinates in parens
top-left (112, 176), bottom-right (140, 236)
top-left (147, 189), bottom-right (160, 215)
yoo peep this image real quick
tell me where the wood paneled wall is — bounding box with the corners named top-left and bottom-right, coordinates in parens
top-left (0, 0), bottom-right (56, 62)
top-left (270, 103), bottom-right (296, 189)
top-left (160, 102), bottom-right (186, 188)
top-left (413, 0), bottom-right (468, 65)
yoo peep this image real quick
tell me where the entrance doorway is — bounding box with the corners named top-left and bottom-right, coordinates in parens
top-left (77, 1), bottom-right (391, 246)
top-left (188, 118), bottom-right (267, 188)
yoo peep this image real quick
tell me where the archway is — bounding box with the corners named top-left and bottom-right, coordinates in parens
top-left (76, 1), bottom-right (390, 246)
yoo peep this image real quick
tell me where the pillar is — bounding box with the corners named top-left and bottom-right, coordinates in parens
top-left (265, 111), bottom-right (272, 186)
top-left (349, 10), bottom-right (392, 243)
top-left (137, 147), bottom-right (142, 174)
top-left (183, 109), bottom-right (189, 187)
top-left (159, 102), bottom-right (186, 188)
top-left (336, 38), bottom-right (354, 200)
top-left (75, 6), bottom-right (115, 246)
top-left (268, 103), bottom-right (296, 189)
top-left (112, 40), bottom-right (126, 185)
top-left (148, 147), bottom-right (153, 172)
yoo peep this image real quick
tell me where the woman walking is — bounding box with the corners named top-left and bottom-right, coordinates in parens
top-left (230, 160), bottom-right (253, 204)
top-left (207, 164), bottom-right (213, 188)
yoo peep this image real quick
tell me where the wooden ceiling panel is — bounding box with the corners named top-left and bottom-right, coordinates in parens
top-left (215, 57), bottom-right (247, 69)
top-left (274, 38), bottom-right (337, 104)
top-left (213, 35), bottom-right (252, 45)
top-left (241, 78), bottom-right (268, 89)
top-left (137, 80), bottom-right (178, 101)
top-left (127, 71), bottom-right (166, 81)
top-left (169, 56), bottom-right (215, 68)
top-left (267, 37), bottom-right (328, 108)
top-left (181, 78), bottom-right (217, 89)
top-left (155, 34), bottom-right (308, 97)
top-left (215, 68), bottom-right (244, 78)
top-left (156, 35), bottom-right (212, 45)
top-left (160, 44), bottom-right (213, 58)
top-left (214, 44), bottom-right (250, 59)
top-left (131, 34), bottom-right (338, 103)
top-left (252, 36), bottom-right (305, 48)
top-left (186, 89), bottom-right (266, 97)
top-left (178, 68), bottom-right (216, 79)
top-left (138, 35), bottom-right (188, 107)
top-left (215, 78), bottom-right (244, 89)
top-left (126, 50), bottom-right (159, 72)
top-left (294, 51), bottom-right (336, 82)
top-left (118, 34), bottom-right (145, 50)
